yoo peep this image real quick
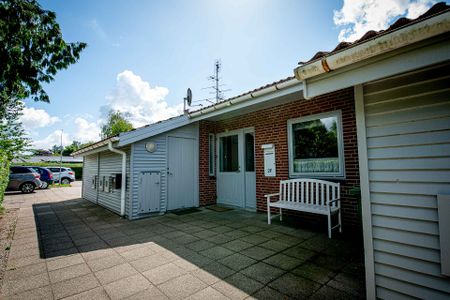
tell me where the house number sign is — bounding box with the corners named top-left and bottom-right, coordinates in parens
top-left (261, 144), bottom-right (276, 177)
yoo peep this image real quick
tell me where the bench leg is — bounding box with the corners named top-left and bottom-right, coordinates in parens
top-left (267, 205), bottom-right (271, 225)
top-left (327, 213), bottom-right (332, 239)
top-left (338, 209), bottom-right (342, 233)
top-left (279, 208), bottom-right (282, 221)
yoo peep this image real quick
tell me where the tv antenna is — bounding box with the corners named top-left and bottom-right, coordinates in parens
top-left (203, 60), bottom-right (230, 103)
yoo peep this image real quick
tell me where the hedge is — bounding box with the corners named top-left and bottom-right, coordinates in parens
top-left (13, 162), bottom-right (83, 180)
top-left (0, 151), bottom-right (10, 207)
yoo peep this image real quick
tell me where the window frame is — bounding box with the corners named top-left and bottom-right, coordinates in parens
top-left (208, 133), bottom-right (215, 176)
top-left (287, 110), bottom-right (345, 179)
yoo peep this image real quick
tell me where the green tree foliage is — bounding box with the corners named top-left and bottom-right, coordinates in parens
top-left (0, 100), bottom-right (30, 159)
top-left (293, 119), bottom-right (338, 159)
top-left (0, 150), bottom-right (10, 207)
top-left (62, 140), bottom-right (81, 156)
top-left (101, 110), bottom-right (133, 139)
top-left (0, 0), bottom-right (87, 118)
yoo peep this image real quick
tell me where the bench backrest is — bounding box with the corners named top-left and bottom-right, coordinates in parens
top-left (279, 179), bottom-right (340, 207)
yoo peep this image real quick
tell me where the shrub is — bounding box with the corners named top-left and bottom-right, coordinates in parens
top-left (0, 151), bottom-right (10, 207)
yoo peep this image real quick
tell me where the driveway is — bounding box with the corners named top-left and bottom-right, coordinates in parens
top-left (1, 183), bottom-right (365, 299)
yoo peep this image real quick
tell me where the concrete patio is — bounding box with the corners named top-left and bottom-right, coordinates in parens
top-left (1, 183), bottom-right (365, 299)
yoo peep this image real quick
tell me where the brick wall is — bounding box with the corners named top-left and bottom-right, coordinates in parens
top-left (199, 87), bottom-right (361, 233)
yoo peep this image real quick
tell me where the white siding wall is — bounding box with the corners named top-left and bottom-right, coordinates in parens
top-left (82, 154), bottom-right (98, 203)
top-left (130, 123), bottom-right (198, 219)
top-left (362, 63), bottom-right (450, 299)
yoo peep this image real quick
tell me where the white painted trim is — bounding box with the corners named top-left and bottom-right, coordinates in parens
top-left (287, 110), bottom-right (345, 179)
top-left (354, 85), bottom-right (376, 300)
top-left (128, 143), bottom-right (134, 219)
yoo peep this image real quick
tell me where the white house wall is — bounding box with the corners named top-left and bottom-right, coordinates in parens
top-left (82, 154), bottom-right (99, 203)
top-left (360, 63), bottom-right (450, 299)
top-left (130, 122), bottom-right (199, 219)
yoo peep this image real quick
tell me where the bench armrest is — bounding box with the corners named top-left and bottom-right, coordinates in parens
top-left (265, 193), bottom-right (279, 203)
top-left (328, 198), bottom-right (340, 204)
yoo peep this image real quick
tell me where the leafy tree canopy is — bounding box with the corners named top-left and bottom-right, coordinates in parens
top-left (101, 110), bottom-right (133, 139)
top-left (0, 100), bottom-right (30, 159)
top-left (0, 0), bottom-right (87, 117)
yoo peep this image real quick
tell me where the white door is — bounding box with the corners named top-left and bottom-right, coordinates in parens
top-left (167, 137), bottom-right (196, 210)
top-left (244, 130), bottom-right (256, 209)
top-left (138, 171), bottom-right (161, 213)
top-left (216, 129), bottom-right (256, 208)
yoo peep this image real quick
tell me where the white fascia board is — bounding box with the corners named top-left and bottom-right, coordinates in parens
top-left (304, 35), bottom-right (450, 98)
top-left (191, 81), bottom-right (303, 122)
top-left (117, 115), bottom-right (192, 147)
top-left (75, 145), bottom-right (110, 157)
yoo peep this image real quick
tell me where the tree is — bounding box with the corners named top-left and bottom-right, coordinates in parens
top-left (62, 140), bottom-right (81, 156)
top-left (101, 110), bottom-right (133, 139)
top-left (0, 0), bottom-right (87, 118)
top-left (50, 144), bottom-right (63, 155)
top-left (0, 100), bottom-right (30, 159)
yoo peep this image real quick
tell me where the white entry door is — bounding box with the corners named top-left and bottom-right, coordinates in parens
top-left (167, 137), bottom-right (196, 210)
top-left (216, 129), bottom-right (256, 209)
top-left (244, 130), bottom-right (256, 209)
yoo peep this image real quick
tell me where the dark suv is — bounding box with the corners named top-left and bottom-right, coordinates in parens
top-left (28, 166), bottom-right (53, 189)
top-left (7, 166), bottom-right (42, 193)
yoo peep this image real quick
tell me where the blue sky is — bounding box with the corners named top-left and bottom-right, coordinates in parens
top-left (23, 0), bottom-right (440, 149)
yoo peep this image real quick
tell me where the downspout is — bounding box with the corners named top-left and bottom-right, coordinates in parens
top-left (108, 141), bottom-right (126, 217)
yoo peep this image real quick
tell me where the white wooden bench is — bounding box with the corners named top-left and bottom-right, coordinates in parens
top-left (265, 179), bottom-right (341, 238)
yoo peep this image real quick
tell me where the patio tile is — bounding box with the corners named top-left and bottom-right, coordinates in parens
top-left (86, 252), bottom-right (126, 272)
top-left (95, 263), bottom-right (139, 285)
top-left (119, 246), bottom-right (156, 261)
top-left (192, 230), bottom-right (217, 239)
top-left (187, 286), bottom-right (229, 300)
top-left (240, 225), bottom-right (265, 233)
top-left (292, 262), bottom-right (336, 284)
top-left (282, 245), bottom-right (317, 261)
top-left (327, 272), bottom-right (365, 297)
top-left (186, 239), bottom-right (216, 252)
top-left (251, 286), bottom-right (286, 300)
top-left (299, 235), bottom-right (333, 252)
top-left (241, 246), bottom-right (275, 261)
top-left (52, 273), bottom-right (100, 299)
top-left (4, 262), bottom-right (47, 281)
top-left (224, 273), bottom-right (264, 296)
top-left (191, 268), bottom-right (221, 285)
top-left (206, 234), bottom-right (236, 245)
top-left (46, 254), bottom-right (84, 271)
top-left (199, 246), bottom-right (234, 260)
top-left (123, 285), bottom-right (169, 299)
top-left (49, 262), bottom-right (91, 283)
top-left (263, 253), bottom-right (303, 270)
top-left (309, 285), bottom-right (353, 300)
top-left (218, 253), bottom-right (257, 271)
top-left (224, 230), bottom-right (249, 239)
top-left (143, 262), bottom-right (186, 285)
top-left (222, 240), bottom-right (253, 252)
top-left (238, 234), bottom-right (269, 245)
top-left (7, 254), bottom-right (43, 269)
top-left (103, 274), bottom-right (151, 300)
top-left (312, 254), bottom-right (348, 272)
top-left (63, 287), bottom-right (110, 300)
top-left (259, 240), bottom-right (291, 252)
top-left (240, 262), bottom-right (285, 285)
top-left (81, 248), bottom-right (117, 261)
top-left (3, 285), bottom-right (53, 300)
top-left (158, 274), bottom-right (207, 300)
top-left (210, 225), bottom-right (234, 233)
top-left (173, 258), bottom-right (199, 271)
top-left (172, 234), bottom-right (200, 245)
top-left (269, 273), bottom-right (320, 298)
top-left (2, 272), bottom-right (50, 296)
top-left (182, 252), bottom-right (213, 267)
top-left (202, 261), bottom-right (236, 279)
top-left (212, 280), bottom-right (249, 300)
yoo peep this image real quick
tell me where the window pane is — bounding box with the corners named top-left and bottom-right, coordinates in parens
top-left (292, 116), bottom-right (339, 173)
top-left (219, 135), bottom-right (239, 172)
top-left (209, 134), bottom-right (214, 175)
top-left (245, 133), bottom-right (255, 172)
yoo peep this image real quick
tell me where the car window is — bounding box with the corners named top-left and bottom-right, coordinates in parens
top-left (49, 168), bottom-right (60, 172)
top-left (11, 167), bottom-right (31, 174)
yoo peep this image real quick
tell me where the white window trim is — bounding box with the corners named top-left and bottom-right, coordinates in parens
top-left (287, 110), bottom-right (345, 179)
top-left (208, 133), bottom-right (215, 176)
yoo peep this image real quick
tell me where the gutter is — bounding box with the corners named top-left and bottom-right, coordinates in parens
top-left (107, 141), bottom-right (126, 217)
top-left (72, 136), bottom-right (119, 157)
top-left (188, 78), bottom-right (299, 118)
top-left (294, 11), bottom-right (450, 85)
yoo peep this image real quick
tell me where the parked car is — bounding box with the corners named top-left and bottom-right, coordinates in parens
top-left (47, 167), bottom-right (75, 184)
top-left (28, 166), bottom-right (53, 189)
top-left (7, 166), bottom-right (42, 193)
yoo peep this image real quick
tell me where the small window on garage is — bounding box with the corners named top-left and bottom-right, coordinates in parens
top-left (208, 134), bottom-right (215, 176)
top-left (288, 110), bottom-right (345, 178)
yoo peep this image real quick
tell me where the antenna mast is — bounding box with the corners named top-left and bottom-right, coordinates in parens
top-left (204, 59), bottom-right (230, 103)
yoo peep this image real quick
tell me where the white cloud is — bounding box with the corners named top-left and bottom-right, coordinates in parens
top-left (334, 0), bottom-right (437, 42)
top-left (20, 106), bottom-right (60, 131)
top-left (73, 117), bottom-right (102, 143)
top-left (104, 70), bottom-right (183, 128)
top-left (32, 130), bottom-right (70, 150)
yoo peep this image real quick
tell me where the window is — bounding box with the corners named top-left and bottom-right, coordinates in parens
top-left (245, 133), bottom-right (255, 172)
top-left (208, 134), bottom-right (215, 176)
top-left (288, 111), bottom-right (345, 178)
top-left (219, 135), bottom-right (239, 172)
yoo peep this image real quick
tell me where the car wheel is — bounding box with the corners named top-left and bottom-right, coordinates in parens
top-left (41, 181), bottom-right (49, 189)
top-left (20, 182), bottom-right (35, 193)
top-left (61, 178), bottom-right (70, 185)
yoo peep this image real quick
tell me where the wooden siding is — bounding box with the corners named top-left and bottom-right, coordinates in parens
top-left (363, 63), bottom-right (450, 299)
top-left (82, 154), bottom-right (98, 203)
top-left (130, 123), bottom-right (198, 219)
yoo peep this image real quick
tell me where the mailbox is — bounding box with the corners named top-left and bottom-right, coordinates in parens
top-left (261, 144), bottom-right (276, 177)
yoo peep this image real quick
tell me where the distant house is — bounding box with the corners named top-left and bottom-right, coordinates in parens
top-left (73, 3), bottom-right (450, 299)
top-left (13, 155), bottom-right (83, 164)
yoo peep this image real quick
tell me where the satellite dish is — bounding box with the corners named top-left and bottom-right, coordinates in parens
top-left (186, 88), bottom-right (192, 106)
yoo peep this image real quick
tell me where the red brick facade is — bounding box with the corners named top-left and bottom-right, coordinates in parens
top-left (199, 87), bottom-right (361, 233)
